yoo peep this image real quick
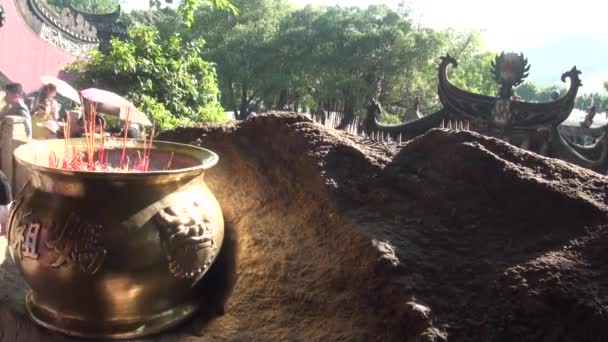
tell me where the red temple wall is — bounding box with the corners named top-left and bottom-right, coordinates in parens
top-left (0, 0), bottom-right (79, 93)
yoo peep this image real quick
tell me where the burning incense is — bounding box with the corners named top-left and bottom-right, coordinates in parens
top-left (32, 98), bottom-right (163, 172)
top-left (119, 107), bottom-right (131, 170)
top-left (98, 119), bottom-right (105, 165)
top-left (145, 122), bottom-right (156, 172)
top-left (166, 152), bottom-right (174, 170)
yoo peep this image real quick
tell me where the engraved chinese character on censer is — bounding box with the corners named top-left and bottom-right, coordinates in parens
top-left (22, 223), bottom-right (41, 259)
top-left (11, 211), bottom-right (43, 261)
top-left (46, 213), bottom-right (107, 275)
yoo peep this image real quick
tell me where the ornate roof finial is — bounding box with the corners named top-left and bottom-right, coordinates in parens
top-left (490, 52), bottom-right (531, 99)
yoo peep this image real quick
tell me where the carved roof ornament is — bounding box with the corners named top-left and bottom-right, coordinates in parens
top-left (434, 53), bottom-right (581, 129)
top-left (40, 23), bottom-right (99, 58)
top-left (363, 54), bottom-right (608, 174)
top-left (0, 4), bottom-right (6, 28)
top-left (490, 52), bottom-right (531, 99)
top-left (64, 2), bottom-right (127, 52)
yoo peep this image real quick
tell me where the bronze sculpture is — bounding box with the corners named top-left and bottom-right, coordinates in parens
top-left (8, 138), bottom-right (224, 339)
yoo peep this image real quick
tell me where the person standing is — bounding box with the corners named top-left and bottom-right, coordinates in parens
top-left (32, 84), bottom-right (61, 139)
top-left (0, 170), bottom-right (11, 235)
top-left (1, 83), bottom-right (32, 138)
top-left (120, 120), bottom-right (142, 139)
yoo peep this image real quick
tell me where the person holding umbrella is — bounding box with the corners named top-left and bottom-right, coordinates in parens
top-left (38, 76), bottom-right (83, 138)
top-left (79, 88), bottom-right (153, 127)
top-left (34, 84), bottom-right (61, 119)
top-left (31, 83), bottom-right (61, 139)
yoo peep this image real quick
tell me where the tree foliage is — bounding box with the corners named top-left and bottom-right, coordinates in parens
top-left (85, 0), bottom-right (566, 127)
top-left (515, 81), bottom-right (608, 112)
top-left (46, 0), bottom-right (122, 14)
top-left (574, 93), bottom-right (608, 112)
top-left (68, 24), bottom-right (224, 130)
top-left (147, 0), bottom-right (238, 27)
top-left (173, 2), bottom-right (476, 121)
top-left (191, 3), bottom-right (499, 122)
top-left (515, 81), bottom-right (566, 103)
top-left (435, 30), bottom-right (497, 97)
top-left (198, 0), bottom-right (292, 118)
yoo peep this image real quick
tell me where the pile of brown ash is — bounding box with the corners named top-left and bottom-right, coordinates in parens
top-left (1, 112), bottom-right (607, 341)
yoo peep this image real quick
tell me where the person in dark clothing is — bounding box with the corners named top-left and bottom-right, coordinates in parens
top-left (0, 170), bottom-right (12, 235)
top-left (1, 83), bottom-right (32, 137)
top-left (0, 170), bottom-right (11, 205)
top-left (126, 126), bottom-right (143, 139)
top-left (61, 114), bottom-right (106, 138)
top-left (31, 84), bottom-right (61, 139)
top-left (120, 121), bottom-right (143, 139)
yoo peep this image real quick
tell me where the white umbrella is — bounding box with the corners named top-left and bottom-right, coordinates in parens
top-left (80, 88), bottom-right (153, 127)
top-left (40, 75), bottom-right (81, 104)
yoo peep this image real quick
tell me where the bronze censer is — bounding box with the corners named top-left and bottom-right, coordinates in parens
top-left (8, 138), bottom-right (224, 339)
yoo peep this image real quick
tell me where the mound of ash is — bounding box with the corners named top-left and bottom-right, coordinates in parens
top-left (1, 112), bottom-right (607, 342)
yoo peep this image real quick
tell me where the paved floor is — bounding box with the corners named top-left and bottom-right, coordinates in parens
top-left (0, 236), bottom-right (27, 314)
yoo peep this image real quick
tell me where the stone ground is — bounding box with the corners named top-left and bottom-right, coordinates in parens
top-left (1, 112), bottom-right (608, 341)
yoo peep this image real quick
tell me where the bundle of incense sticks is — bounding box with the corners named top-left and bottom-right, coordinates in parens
top-left (38, 101), bottom-right (157, 172)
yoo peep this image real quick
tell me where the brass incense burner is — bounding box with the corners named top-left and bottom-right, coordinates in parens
top-left (8, 138), bottom-right (224, 339)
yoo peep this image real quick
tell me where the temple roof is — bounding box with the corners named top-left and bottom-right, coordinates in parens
top-left (18, 0), bottom-right (99, 44)
top-left (66, 3), bottom-right (126, 37)
top-left (12, 0), bottom-right (126, 56)
top-left (437, 54), bottom-right (580, 130)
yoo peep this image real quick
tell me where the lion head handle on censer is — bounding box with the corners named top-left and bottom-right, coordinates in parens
top-left (155, 197), bottom-right (219, 280)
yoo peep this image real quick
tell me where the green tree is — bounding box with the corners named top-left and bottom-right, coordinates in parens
top-left (149, 0), bottom-right (237, 27)
top-left (68, 24), bottom-right (225, 130)
top-left (382, 27), bottom-right (452, 116)
top-left (513, 83), bottom-right (568, 103)
top-left (449, 52), bottom-right (496, 96)
top-left (123, 2), bottom-right (494, 125)
top-left (574, 93), bottom-right (608, 111)
top-left (46, 0), bottom-right (123, 14)
top-left (182, 0), bottom-right (292, 118)
top-left (271, 5), bottom-right (448, 124)
top-left (515, 82), bottom-right (541, 102)
top-left (441, 30), bottom-right (497, 96)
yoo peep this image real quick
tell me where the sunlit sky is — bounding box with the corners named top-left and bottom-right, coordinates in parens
top-left (123, 0), bottom-right (608, 92)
